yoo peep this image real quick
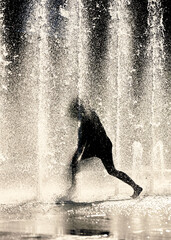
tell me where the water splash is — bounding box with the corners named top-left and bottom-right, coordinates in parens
top-left (37, 0), bottom-right (50, 201)
top-left (0, 2), bottom-right (9, 197)
top-left (0, 2), bottom-right (8, 114)
top-left (152, 140), bottom-right (164, 171)
top-left (132, 141), bottom-right (143, 179)
top-left (0, 3), bottom-right (8, 86)
top-left (77, 0), bottom-right (89, 102)
top-left (142, 0), bottom-right (166, 193)
top-left (108, 0), bottom-right (133, 170)
top-left (147, 0), bottom-right (165, 142)
top-left (25, 0), bottom-right (51, 201)
top-left (26, 0), bottom-right (90, 201)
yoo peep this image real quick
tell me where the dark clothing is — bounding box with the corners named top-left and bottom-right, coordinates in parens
top-left (78, 111), bottom-right (113, 169)
top-left (78, 112), bottom-right (111, 155)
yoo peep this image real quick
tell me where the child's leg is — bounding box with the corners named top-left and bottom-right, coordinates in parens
top-left (100, 150), bottom-right (142, 198)
top-left (70, 158), bottom-right (79, 186)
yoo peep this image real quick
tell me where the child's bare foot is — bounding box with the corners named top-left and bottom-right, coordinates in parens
top-left (131, 185), bottom-right (143, 199)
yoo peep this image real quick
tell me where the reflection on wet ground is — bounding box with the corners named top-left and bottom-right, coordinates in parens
top-left (0, 196), bottom-right (171, 239)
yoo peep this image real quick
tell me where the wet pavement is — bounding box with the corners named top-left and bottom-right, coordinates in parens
top-left (0, 196), bottom-right (171, 239)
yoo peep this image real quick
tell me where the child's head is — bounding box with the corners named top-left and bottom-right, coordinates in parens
top-left (69, 97), bottom-right (85, 120)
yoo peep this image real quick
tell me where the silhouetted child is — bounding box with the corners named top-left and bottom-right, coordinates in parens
top-left (69, 98), bottom-right (143, 198)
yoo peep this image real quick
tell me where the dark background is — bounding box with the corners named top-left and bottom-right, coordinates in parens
top-left (2, 0), bottom-right (171, 89)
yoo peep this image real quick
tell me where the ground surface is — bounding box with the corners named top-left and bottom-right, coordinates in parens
top-left (0, 196), bottom-right (171, 239)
